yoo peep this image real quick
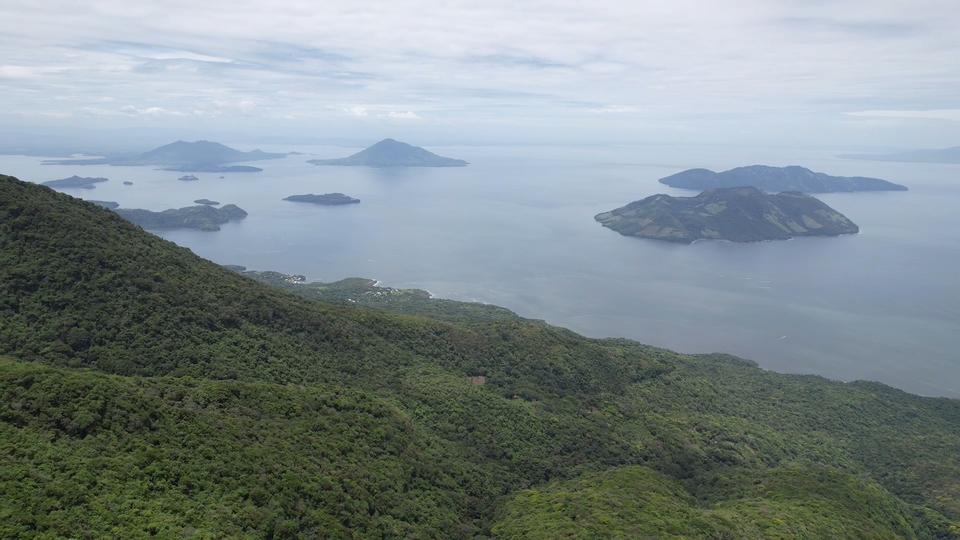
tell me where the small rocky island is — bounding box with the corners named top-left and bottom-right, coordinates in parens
top-left (194, 198), bottom-right (220, 205)
top-left (659, 165), bottom-right (906, 192)
top-left (178, 174), bottom-right (199, 182)
top-left (308, 138), bottom-right (468, 167)
top-left (595, 186), bottom-right (859, 243)
top-left (42, 175), bottom-right (109, 189)
top-left (114, 204), bottom-right (247, 231)
top-left (283, 193), bottom-right (360, 205)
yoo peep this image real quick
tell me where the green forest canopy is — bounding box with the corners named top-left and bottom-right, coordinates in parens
top-left (1, 174), bottom-right (958, 538)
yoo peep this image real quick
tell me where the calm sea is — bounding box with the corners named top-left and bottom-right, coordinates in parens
top-left (5, 143), bottom-right (959, 397)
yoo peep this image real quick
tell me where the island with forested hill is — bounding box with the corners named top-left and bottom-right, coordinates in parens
top-left (283, 193), bottom-right (360, 205)
top-left (308, 138), bottom-right (468, 167)
top-left (42, 140), bottom-right (286, 172)
top-left (42, 175), bottom-right (109, 189)
top-left (595, 186), bottom-right (859, 243)
top-left (659, 165), bottom-right (907, 192)
top-left (113, 204), bottom-right (247, 231)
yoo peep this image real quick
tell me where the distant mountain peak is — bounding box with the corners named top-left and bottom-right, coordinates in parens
top-left (42, 139), bottom-right (286, 172)
top-left (308, 139), bottom-right (468, 167)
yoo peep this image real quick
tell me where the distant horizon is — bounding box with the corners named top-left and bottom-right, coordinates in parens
top-left (1, 131), bottom-right (957, 159)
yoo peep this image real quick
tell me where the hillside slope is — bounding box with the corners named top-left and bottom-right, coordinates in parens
top-left (0, 174), bottom-right (958, 538)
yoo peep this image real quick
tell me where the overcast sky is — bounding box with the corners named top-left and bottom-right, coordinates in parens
top-left (1, 0), bottom-right (958, 149)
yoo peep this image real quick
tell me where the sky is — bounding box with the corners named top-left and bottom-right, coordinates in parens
top-left (1, 0), bottom-right (958, 151)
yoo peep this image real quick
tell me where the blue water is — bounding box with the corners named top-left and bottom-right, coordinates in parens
top-left (5, 143), bottom-right (959, 397)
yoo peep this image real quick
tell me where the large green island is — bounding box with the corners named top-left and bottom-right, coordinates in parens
top-left (0, 174), bottom-right (957, 539)
top-left (596, 186), bottom-right (859, 243)
top-left (659, 164), bottom-right (907, 192)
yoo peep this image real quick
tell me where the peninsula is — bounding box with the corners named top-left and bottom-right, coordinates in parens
top-left (114, 204), bottom-right (247, 231)
top-left (41, 175), bottom-right (109, 189)
top-left (595, 186), bottom-right (859, 243)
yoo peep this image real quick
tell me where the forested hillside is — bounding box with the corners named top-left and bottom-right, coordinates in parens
top-left (1, 174), bottom-right (958, 538)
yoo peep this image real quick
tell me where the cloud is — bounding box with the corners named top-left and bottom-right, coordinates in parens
top-left (0, 65), bottom-right (63, 79)
top-left (0, 65), bottom-right (39, 79)
top-left (385, 111), bottom-right (421, 120)
top-left (775, 16), bottom-right (920, 37)
top-left (846, 109), bottom-right (960, 122)
top-left (120, 105), bottom-right (187, 117)
top-left (343, 106), bottom-right (369, 117)
top-left (466, 54), bottom-right (570, 69)
top-left (342, 106), bottom-right (421, 120)
top-left (589, 105), bottom-right (640, 114)
top-left (14, 110), bottom-right (74, 119)
top-left (0, 0), bottom-right (957, 144)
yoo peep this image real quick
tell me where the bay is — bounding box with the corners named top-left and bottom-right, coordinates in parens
top-left (6, 142), bottom-right (958, 397)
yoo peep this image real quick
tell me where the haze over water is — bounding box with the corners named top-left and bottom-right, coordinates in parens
top-left (7, 143), bottom-right (959, 397)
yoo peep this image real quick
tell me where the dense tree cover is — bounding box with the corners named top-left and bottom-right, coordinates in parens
top-left (493, 465), bottom-right (923, 539)
top-left (1, 174), bottom-right (959, 538)
top-left (626, 354), bottom-right (960, 527)
top-left (0, 358), bottom-right (474, 538)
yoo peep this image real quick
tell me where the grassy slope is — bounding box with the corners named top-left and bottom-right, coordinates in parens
top-left (1, 174), bottom-right (958, 538)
